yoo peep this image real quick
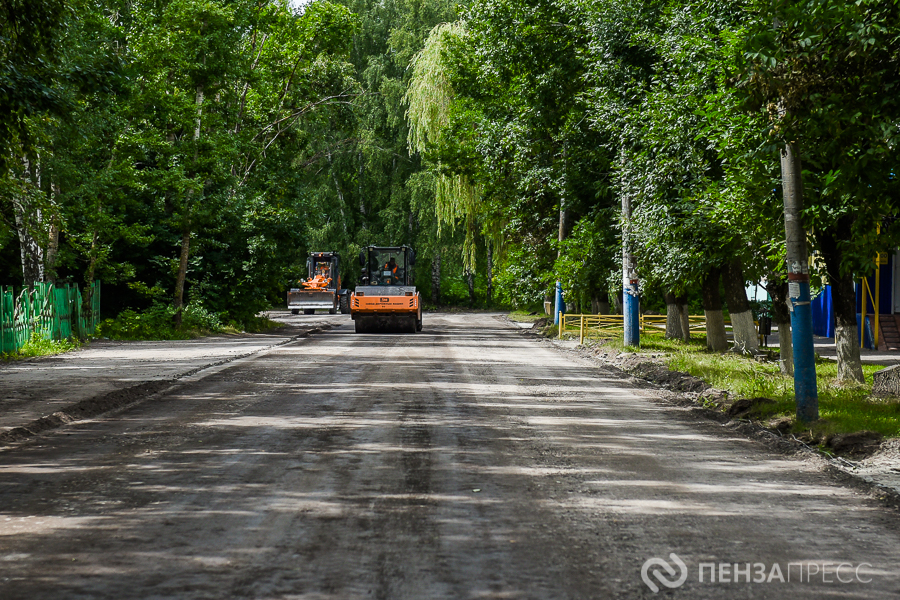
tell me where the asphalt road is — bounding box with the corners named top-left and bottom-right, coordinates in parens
top-left (1, 313), bottom-right (899, 599)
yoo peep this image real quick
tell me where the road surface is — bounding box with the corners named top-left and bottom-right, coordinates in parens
top-left (1, 313), bottom-right (898, 599)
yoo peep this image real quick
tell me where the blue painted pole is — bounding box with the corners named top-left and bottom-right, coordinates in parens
top-left (781, 142), bottom-right (818, 422)
top-left (622, 193), bottom-right (640, 348)
top-left (553, 281), bottom-right (564, 325)
top-left (789, 279), bottom-right (818, 422)
top-left (624, 282), bottom-right (640, 347)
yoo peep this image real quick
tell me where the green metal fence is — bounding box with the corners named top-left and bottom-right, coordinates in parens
top-left (0, 281), bottom-right (101, 354)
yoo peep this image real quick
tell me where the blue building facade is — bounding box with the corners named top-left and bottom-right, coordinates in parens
top-left (809, 252), bottom-right (894, 349)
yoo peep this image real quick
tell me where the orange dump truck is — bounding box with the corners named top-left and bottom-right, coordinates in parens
top-left (351, 245), bottom-right (422, 333)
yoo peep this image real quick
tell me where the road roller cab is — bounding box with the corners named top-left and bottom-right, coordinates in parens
top-left (351, 246), bottom-right (422, 333)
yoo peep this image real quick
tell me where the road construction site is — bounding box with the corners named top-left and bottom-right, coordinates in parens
top-left (1, 312), bottom-right (899, 599)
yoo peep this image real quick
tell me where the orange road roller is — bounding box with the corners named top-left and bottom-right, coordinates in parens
top-left (351, 245), bottom-right (422, 333)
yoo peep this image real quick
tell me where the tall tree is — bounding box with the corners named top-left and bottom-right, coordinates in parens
top-left (738, 0), bottom-right (900, 381)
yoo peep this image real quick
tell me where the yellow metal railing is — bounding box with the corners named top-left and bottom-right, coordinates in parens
top-left (639, 314), bottom-right (710, 332)
top-left (860, 277), bottom-right (879, 349)
top-left (558, 313), bottom-right (733, 344)
top-left (859, 235), bottom-right (885, 349)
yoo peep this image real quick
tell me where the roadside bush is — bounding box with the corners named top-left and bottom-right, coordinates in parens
top-left (1, 332), bottom-right (81, 361)
top-left (495, 247), bottom-right (549, 310)
top-left (98, 302), bottom-right (227, 340)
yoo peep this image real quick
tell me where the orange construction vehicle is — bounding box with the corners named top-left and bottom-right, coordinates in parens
top-left (351, 245), bottom-right (422, 333)
top-left (287, 252), bottom-right (350, 315)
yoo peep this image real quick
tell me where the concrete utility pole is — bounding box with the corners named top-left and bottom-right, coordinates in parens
top-left (622, 195), bottom-right (640, 347)
top-left (780, 142), bottom-right (818, 422)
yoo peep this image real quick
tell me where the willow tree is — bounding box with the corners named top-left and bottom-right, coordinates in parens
top-left (403, 21), bottom-right (480, 269)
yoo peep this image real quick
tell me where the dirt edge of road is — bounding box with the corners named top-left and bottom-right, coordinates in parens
top-left (0, 325), bottom-right (331, 449)
top-left (506, 319), bottom-right (900, 509)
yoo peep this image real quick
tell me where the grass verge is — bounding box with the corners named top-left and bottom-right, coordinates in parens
top-left (1, 333), bottom-right (81, 361)
top-left (241, 315), bottom-right (283, 334)
top-left (97, 303), bottom-right (281, 340)
top-left (507, 310), bottom-right (550, 323)
top-left (572, 329), bottom-right (899, 440)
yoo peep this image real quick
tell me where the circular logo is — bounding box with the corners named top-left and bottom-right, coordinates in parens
top-left (642, 553), bottom-right (688, 593)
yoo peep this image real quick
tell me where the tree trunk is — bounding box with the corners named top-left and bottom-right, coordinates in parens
top-left (675, 293), bottom-right (690, 341)
top-left (175, 83), bottom-right (203, 329)
top-left (614, 290), bottom-right (623, 314)
top-left (777, 320), bottom-right (793, 375)
top-left (817, 227), bottom-right (864, 382)
top-left (45, 183), bottom-right (61, 282)
top-left (358, 151), bottom-right (365, 215)
top-left (45, 218), bottom-right (59, 282)
top-left (557, 202), bottom-right (567, 258)
top-left (14, 202), bottom-right (45, 285)
top-left (486, 240), bottom-right (493, 304)
top-left (326, 151), bottom-right (349, 234)
top-left (431, 253), bottom-right (441, 305)
top-left (832, 270), bottom-right (865, 383)
top-left (466, 269), bottom-right (475, 307)
top-left (701, 266), bottom-right (728, 351)
top-left (13, 155), bottom-right (45, 285)
top-left (233, 30), bottom-right (266, 136)
top-left (722, 258), bottom-right (758, 353)
top-left (194, 85), bottom-right (204, 141)
top-left (664, 292), bottom-right (684, 340)
top-left (768, 279), bottom-right (793, 376)
top-left (82, 229), bottom-right (100, 324)
top-left (327, 151), bottom-right (344, 203)
top-left (174, 228), bottom-right (191, 329)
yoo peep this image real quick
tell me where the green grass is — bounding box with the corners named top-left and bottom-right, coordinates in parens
top-left (569, 328), bottom-right (900, 439)
top-left (507, 310), bottom-right (550, 323)
top-left (241, 315), bottom-right (282, 334)
top-left (1, 333), bottom-right (81, 361)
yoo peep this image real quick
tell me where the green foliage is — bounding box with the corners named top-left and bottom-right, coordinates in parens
top-left (0, 0), bottom-right (69, 168)
top-left (1, 0), bottom-right (366, 321)
top-left (494, 246), bottom-right (548, 309)
top-left (404, 22), bottom-right (461, 154)
top-left (97, 301), bottom-right (226, 340)
top-left (555, 210), bottom-right (619, 307)
top-left (300, 0), bottom-right (459, 294)
top-left (413, 0), bottom-right (616, 300)
top-left (404, 21), bottom-right (482, 268)
top-left (2, 332), bottom-right (80, 360)
top-left (737, 0), bottom-right (900, 277)
top-left (3, 0), bottom-right (900, 341)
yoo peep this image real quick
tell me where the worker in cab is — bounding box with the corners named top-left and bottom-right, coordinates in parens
top-left (385, 257), bottom-right (398, 275)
